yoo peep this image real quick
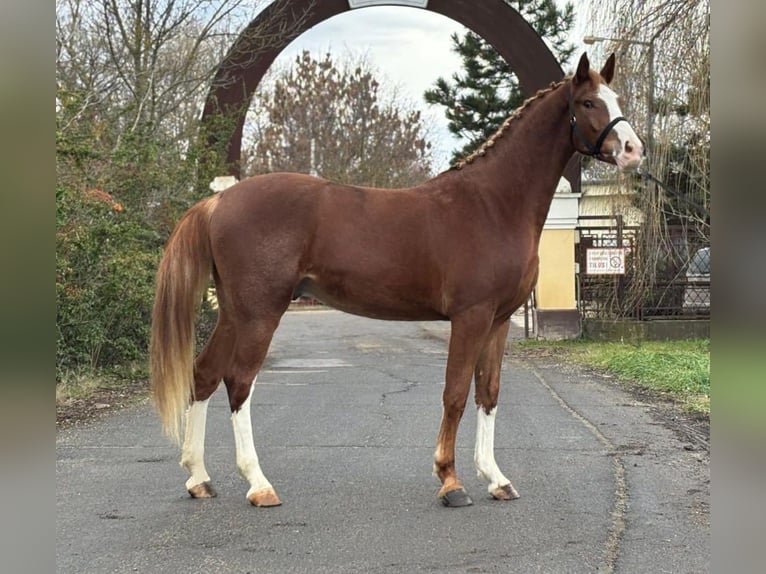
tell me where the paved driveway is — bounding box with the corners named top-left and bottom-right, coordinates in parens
top-left (57, 310), bottom-right (709, 573)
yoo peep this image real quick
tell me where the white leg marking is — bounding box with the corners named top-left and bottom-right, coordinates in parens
top-left (232, 378), bottom-right (273, 498)
top-left (180, 398), bottom-right (212, 490)
top-left (474, 406), bottom-right (511, 493)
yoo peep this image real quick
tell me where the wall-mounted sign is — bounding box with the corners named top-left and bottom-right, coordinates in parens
top-left (586, 248), bottom-right (626, 275)
top-left (349, 0), bottom-right (429, 8)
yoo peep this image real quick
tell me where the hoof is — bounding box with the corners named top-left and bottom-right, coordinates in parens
top-left (188, 481), bottom-right (217, 499)
top-left (491, 483), bottom-right (520, 501)
top-left (440, 487), bottom-right (473, 508)
top-left (247, 487), bottom-right (282, 507)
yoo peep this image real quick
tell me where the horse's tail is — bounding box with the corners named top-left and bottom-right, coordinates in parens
top-left (150, 194), bottom-right (220, 444)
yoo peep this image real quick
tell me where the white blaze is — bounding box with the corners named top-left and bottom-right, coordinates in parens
top-left (597, 84), bottom-right (644, 167)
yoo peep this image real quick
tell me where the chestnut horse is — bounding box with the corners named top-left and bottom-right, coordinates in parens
top-left (150, 53), bottom-right (643, 507)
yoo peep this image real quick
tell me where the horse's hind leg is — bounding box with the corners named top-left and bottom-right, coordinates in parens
top-left (473, 318), bottom-right (519, 501)
top-left (181, 321), bottom-right (235, 498)
top-left (224, 315), bottom-right (282, 507)
top-left (181, 399), bottom-right (215, 497)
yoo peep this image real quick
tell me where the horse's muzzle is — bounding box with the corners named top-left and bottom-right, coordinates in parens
top-left (615, 139), bottom-right (645, 171)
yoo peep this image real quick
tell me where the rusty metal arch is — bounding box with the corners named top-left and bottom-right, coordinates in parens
top-left (201, 0), bottom-right (580, 190)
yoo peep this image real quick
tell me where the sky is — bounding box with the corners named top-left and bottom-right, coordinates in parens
top-left (255, 1), bottom-right (591, 172)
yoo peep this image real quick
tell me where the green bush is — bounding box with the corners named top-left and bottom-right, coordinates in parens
top-left (56, 105), bottom-right (226, 386)
top-left (56, 184), bottom-right (160, 380)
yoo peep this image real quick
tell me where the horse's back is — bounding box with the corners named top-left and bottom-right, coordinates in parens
top-left (206, 173), bottom-right (448, 319)
top-left (210, 172), bottom-right (433, 251)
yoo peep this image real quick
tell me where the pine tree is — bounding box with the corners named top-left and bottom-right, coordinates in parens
top-left (424, 0), bottom-right (575, 164)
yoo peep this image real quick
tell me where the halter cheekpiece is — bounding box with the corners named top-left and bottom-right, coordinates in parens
top-left (568, 83), bottom-right (627, 158)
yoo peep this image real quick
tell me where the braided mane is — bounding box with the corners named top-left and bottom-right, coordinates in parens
top-left (451, 77), bottom-right (570, 170)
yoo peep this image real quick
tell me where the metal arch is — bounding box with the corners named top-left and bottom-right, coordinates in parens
top-left (201, 0), bottom-right (580, 191)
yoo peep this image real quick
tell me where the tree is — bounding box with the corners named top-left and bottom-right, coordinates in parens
top-left (56, 0), bottom-right (266, 209)
top-left (56, 0), bottom-right (315, 206)
top-left (244, 51), bottom-right (434, 188)
top-left (571, 0), bottom-right (709, 319)
top-left (583, 2), bottom-right (710, 239)
top-left (583, 0), bottom-right (710, 244)
top-left (56, 0), bottom-right (259, 143)
top-left (55, 0), bottom-right (306, 381)
top-left (424, 0), bottom-right (575, 164)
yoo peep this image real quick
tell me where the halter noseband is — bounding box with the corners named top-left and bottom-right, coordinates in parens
top-left (568, 83), bottom-right (627, 159)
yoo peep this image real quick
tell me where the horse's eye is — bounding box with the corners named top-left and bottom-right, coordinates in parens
top-left (583, 100), bottom-right (594, 109)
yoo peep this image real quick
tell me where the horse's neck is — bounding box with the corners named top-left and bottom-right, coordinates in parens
top-left (453, 83), bottom-right (574, 230)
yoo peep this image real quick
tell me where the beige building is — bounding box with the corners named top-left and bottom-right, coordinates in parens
top-left (534, 176), bottom-right (641, 339)
top-left (533, 178), bottom-right (580, 338)
top-left (578, 178), bottom-right (643, 227)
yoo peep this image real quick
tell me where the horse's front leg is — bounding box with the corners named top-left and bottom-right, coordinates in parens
top-left (434, 307), bottom-right (494, 507)
top-left (473, 318), bottom-right (520, 501)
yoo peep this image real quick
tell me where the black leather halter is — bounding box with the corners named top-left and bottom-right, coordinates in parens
top-left (568, 83), bottom-right (627, 158)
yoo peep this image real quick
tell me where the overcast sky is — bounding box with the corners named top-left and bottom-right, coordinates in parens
top-left (258, 2), bottom-right (590, 172)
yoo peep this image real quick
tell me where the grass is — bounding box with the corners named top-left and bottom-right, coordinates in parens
top-left (56, 363), bottom-right (149, 406)
top-left (517, 338), bottom-right (710, 414)
top-left (56, 372), bottom-right (104, 404)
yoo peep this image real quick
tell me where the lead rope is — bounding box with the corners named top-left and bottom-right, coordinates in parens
top-left (637, 166), bottom-right (709, 218)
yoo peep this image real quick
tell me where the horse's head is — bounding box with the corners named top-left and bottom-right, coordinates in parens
top-left (569, 52), bottom-right (644, 171)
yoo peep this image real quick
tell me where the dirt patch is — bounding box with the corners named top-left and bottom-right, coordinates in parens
top-left (56, 378), bottom-right (150, 430)
top-left (640, 392), bottom-right (710, 454)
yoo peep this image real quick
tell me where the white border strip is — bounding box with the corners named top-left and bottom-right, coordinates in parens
top-left (349, 1), bottom-right (428, 9)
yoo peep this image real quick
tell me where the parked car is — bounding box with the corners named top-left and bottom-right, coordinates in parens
top-left (683, 247), bottom-right (710, 311)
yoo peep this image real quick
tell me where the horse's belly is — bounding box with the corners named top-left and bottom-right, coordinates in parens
top-left (295, 277), bottom-right (446, 321)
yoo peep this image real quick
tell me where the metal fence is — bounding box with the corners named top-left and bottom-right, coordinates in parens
top-left (576, 218), bottom-right (709, 319)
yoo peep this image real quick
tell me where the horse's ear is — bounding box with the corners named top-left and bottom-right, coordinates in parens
top-left (600, 53), bottom-right (616, 84)
top-left (575, 52), bottom-right (590, 84)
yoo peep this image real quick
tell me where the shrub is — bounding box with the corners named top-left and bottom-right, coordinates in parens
top-left (56, 184), bottom-right (160, 380)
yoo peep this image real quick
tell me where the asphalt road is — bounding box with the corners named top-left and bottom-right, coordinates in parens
top-left (56, 310), bottom-right (709, 573)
